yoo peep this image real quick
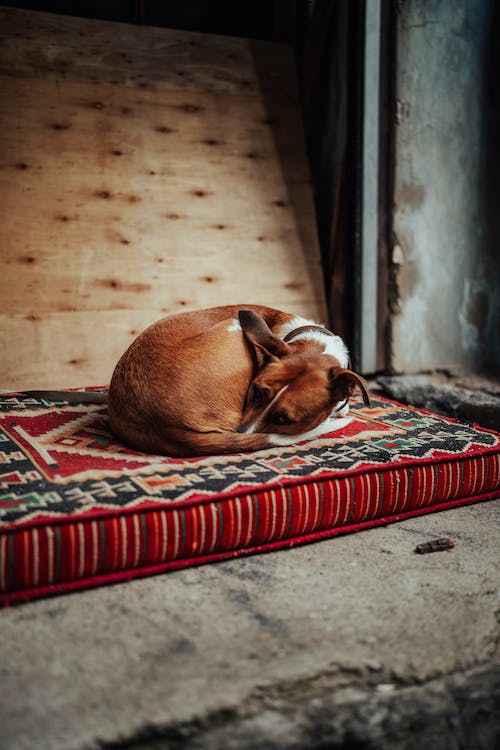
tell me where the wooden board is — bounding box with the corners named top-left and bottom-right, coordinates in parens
top-left (0, 8), bottom-right (327, 389)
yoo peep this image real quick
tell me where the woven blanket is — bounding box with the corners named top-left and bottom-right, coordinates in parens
top-left (1, 391), bottom-right (499, 604)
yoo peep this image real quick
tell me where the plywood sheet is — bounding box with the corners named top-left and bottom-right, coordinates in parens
top-left (0, 8), bottom-right (326, 389)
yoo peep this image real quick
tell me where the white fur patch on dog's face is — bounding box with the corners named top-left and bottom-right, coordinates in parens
top-left (226, 319), bottom-right (242, 333)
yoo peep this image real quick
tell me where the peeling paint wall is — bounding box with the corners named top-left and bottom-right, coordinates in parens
top-left (391, 0), bottom-right (500, 373)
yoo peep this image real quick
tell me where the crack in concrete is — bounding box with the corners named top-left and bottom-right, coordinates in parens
top-left (98, 655), bottom-right (500, 750)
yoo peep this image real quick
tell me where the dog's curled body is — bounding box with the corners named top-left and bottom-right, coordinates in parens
top-left (107, 305), bottom-right (369, 457)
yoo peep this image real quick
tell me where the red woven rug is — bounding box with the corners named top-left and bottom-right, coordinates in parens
top-left (1, 391), bottom-right (499, 605)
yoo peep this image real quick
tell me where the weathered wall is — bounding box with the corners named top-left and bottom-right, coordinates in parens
top-left (391, 0), bottom-right (499, 373)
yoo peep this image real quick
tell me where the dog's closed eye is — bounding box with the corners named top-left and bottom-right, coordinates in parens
top-left (271, 411), bottom-right (293, 426)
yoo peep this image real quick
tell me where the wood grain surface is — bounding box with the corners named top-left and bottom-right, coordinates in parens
top-left (0, 7), bottom-right (326, 389)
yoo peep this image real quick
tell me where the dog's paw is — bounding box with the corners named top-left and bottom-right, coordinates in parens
top-left (268, 416), bottom-right (352, 447)
top-left (323, 416), bottom-right (352, 432)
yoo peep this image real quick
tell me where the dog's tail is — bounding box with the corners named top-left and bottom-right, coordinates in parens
top-left (113, 423), bottom-right (275, 458)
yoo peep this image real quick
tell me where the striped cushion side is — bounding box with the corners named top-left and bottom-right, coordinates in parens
top-left (2, 452), bottom-right (499, 596)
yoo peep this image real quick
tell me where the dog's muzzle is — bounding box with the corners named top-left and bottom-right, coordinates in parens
top-left (333, 398), bottom-right (349, 416)
top-left (333, 398), bottom-right (349, 414)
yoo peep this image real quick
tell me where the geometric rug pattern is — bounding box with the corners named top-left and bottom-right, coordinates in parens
top-left (1, 391), bottom-right (499, 604)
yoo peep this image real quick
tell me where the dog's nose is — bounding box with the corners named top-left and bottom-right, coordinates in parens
top-left (332, 399), bottom-right (349, 418)
top-left (333, 398), bottom-right (349, 413)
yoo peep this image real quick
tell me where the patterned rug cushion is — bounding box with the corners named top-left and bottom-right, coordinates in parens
top-left (1, 391), bottom-right (499, 604)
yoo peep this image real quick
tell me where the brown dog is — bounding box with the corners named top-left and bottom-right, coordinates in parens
top-left (107, 305), bottom-right (369, 457)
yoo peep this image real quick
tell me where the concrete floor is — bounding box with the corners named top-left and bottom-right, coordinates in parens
top-left (377, 371), bottom-right (500, 432)
top-left (1, 499), bottom-right (499, 749)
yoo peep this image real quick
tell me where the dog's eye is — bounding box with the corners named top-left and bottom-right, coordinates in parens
top-left (271, 412), bottom-right (292, 426)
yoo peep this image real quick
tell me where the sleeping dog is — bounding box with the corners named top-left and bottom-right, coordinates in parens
top-left (107, 305), bottom-right (369, 457)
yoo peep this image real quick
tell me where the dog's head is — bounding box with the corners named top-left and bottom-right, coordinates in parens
top-left (238, 310), bottom-right (370, 435)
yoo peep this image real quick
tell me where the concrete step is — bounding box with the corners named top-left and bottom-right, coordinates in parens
top-left (377, 372), bottom-right (500, 432)
top-left (2, 502), bottom-right (499, 749)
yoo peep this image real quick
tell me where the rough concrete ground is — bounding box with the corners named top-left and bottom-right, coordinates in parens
top-left (1, 501), bottom-right (499, 750)
top-left (377, 370), bottom-right (500, 431)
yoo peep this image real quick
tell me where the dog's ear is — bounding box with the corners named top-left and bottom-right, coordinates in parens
top-left (239, 310), bottom-right (290, 369)
top-left (329, 368), bottom-right (371, 407)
